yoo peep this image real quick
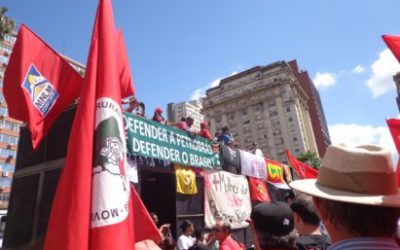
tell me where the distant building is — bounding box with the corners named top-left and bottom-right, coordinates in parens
top-left (202, 61), bottom-right (319, 163)
top-left (289, 60), bottom-right (331, 157)
top-left (394, 72), bottom-right (400, 112)
top-left (0, 32), bottom-right (22, 210)
top-left (167, 99), bottom-right (204, 132)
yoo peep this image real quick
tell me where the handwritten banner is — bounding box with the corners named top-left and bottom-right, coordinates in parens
top-left (204, 171), bottom-right (251, 229)
top-left (124, 113), bottom-right (221, 169)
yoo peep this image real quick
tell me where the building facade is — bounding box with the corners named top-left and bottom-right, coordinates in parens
top-left (202, 61), bottom-right (318, 163)
top-left (394, 72), bottom-right (400, 112)
top-left (289, 60), bottom-right (331, 157)
top-left (0, 32), bottom-right (20, 210)
top-left (167, 99), bottom-right (204, 132)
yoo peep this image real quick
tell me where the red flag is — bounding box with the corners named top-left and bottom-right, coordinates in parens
top-left (382, 35), bottom-right (400, 63)
top-left (44, 0), bottom-right (158, 249)
top-left (116, 29), bottom-right (134, 98)
top-left (248, 177), bottom-right (270, 202)
top-left (285, 149), bottom-right (318, 179)
top-left (3, 25), bottom-right (83, 149)
top-left (386, 118), bottom-right (400, 187)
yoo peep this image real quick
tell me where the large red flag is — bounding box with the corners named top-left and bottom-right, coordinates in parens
top-left (386, 118), bottom-right (400, 187)
top-left (285, 149), bottom-right (318, 179)
top-left (382, 35), bottom-right (400, 63)
top-left (3, 25), bottom-right (83, 149)
top-left (44, 0), bottom-right (159, 249)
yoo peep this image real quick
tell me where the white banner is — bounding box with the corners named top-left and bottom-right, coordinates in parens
top-left (240, 150), bottom-right (267, 179)
top-left (204, 171), bottom-right (251, 229)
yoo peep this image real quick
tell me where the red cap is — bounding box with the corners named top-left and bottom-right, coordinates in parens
top-left (200, 121), bottom-right (208, 128)
top-left (155, 107), bottom-right (163, 114)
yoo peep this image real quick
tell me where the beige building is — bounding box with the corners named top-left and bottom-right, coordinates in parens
top-left (167, 99), bottom-right (204, 132)
top-left (202, 61), bottom-right (318, 163)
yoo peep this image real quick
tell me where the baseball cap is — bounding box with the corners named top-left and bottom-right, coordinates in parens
top-left (250, 201), bottom-right (294, 236)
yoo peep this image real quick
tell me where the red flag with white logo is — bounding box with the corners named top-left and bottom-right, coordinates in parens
top-left (44, 0), bottom-right (159, 249)
top-left (285, 149), bottom-right (318, 179)
top-left (3, 25), bottom-right (83, 149)
top-left (382, 35), bottom-right (400, 63)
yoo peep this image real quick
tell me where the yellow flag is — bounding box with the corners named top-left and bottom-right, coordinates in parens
top-left (175, 165), bottom-right (198, 195)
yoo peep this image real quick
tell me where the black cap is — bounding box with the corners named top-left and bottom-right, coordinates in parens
top-left (250, 201), bottom-right (294, 236)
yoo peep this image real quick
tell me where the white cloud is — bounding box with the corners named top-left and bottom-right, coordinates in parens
top-left (366, 49), bottom-right (400, 97)
top-left (351, 65), bottom-right (365, 74)
top-left (190, 71), bottom-right (238, 100)
top-left (329, 123), bottom-right (398, 167)
top-left (312, 72), bottom-right (337, 89)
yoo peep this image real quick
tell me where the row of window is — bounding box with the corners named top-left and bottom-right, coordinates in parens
top-left (4, 34), bottom-right (16, 44)
top-left (0, 55), bottom-right (8, 64)
top-left (0, 193), bottom-right (10, 202)
top-left (0, 148), bottom-right (16, 158)
top-left (0, 120), bottom-right (19, 131)
top-left (0, 134), bottom-right (18, 145)
top-left (0, 107), bottom-right (8, 116)
top-left (0, 177), bottom-right (12, 187)
top-left (0, 162), bottom-right (15, 172)
top-left (0, 43), bottom-right (12, 54)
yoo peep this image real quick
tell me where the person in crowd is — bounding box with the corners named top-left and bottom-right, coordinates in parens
top-left (290, 144), bottom-right (400, 250)
top-left (152, 107), bottom-right (166, 124)
top-left (123, 96), bottom-right (141, 115)
top-left (217, 127), bottom-right (233, 146)
top-left (250, 142), bottom-right (264, 157)
top-left (150, 212), bottom-right (171, 240)
top-left (138, 101), bottom-right (146, 117)
top-left (178, 117), bottom-right (187, 130)
top-left (177, 220), bottom-right (195, 250)
top-left (188, 228), bottom-right (208, 250)
top-left (290, 195), bottom-right (330, 250)
top-left (198, 121), bottom-right (212, 140)
top-left (214, 132), bottom-right (220, 142)
top-left (248, 201), bottom-right (298, 250)
top-left (183, 117), bottom-right (195, 133)
top-left (159, 237), bottom-right (177, 250)
top-left (213, 220), bottom-right (245, 250)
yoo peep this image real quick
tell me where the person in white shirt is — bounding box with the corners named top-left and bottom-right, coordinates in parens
top-left (177, 220), bottom-right (195, 250)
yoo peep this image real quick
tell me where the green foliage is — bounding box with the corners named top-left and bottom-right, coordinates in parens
top-left (297, 151), bottom-right (321, 169)
top-left (0, 7), bottom-right (15, 42)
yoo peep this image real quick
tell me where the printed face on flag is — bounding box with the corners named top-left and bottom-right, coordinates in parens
top-left (91, 97), bottom-right (129, 228)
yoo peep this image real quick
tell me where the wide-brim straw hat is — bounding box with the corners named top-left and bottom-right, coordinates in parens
top-left (290, 144), bottom-right (400, 207)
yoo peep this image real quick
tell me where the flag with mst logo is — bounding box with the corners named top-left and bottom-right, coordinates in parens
top-left (44, 0), bottom-right (160, 249)
top-left (3, 24), bottom-right (83, 149)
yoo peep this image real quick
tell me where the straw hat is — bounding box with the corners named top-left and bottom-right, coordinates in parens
top-left (289, 144), bottom-right (400, 207)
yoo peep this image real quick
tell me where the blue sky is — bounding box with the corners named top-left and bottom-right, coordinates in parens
top-left (4, 0), bottom-right (400, 160)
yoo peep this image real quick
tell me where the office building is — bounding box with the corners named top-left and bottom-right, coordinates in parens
top-left (167, 99), bottom-right (204, 132)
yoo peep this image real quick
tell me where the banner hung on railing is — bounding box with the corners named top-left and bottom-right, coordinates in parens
top-left (124, 113), bottom-right (221, 169)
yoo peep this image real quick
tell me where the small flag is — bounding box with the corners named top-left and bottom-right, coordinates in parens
top-left (175, 165), bottom-right (198, 195)
top-left (285, 149), bottom-right (318, 179)
top-left (248, 177), bottom-right (270, 202)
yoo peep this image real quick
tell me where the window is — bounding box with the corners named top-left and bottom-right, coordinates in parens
top-left (0, 107), bottom-right (7, 116)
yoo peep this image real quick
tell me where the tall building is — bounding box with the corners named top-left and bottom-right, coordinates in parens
top-left (167, 99), bottom-right (204, 131)
top-left (288, 60), bottom-right (331, 157)
top-left (202, 60), bottom-right (318, 163)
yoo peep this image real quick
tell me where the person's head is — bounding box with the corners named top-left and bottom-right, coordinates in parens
top-left (150, 212), bottom-right (159, 226)
top-left (290, 144), bottom-right (400, 241)
top-left (221, 126), bottom-right (229, 134)
top-left (180, 220), bottom-right (195, 235)
top-left (128, 96), bottom-right (138, 108)
top-left (186, 117), bottom-right (194, 126)
top-left (139, 102), bottom-right (145, 111)
top-left (180, 117), bottom-right (186, 122)
top-left (155, 107), bottom-right (163, 115)
top-left (290, 194), bottom-right (320, 234)
top-left (200, 121), bottom-right (208, 129)
top-left (159, 237), bottom-right (176, 250)
top-left (213, 220), bottom-right (232, 242)
top-left (250, 201), bottom-right (297, 250)
top-left (194, 228), bottom-right (205, 242)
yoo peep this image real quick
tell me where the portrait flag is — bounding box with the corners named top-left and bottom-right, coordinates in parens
top-left (285, 149), bottom-right (318, 179)
top-left (44, 0), bottom-right (159, 249)
top-left (382, 35), bottom-right (400, 63)
top-left (3, 24), bottom-right (83, 149)
top-left (248, 177), bottom-right (270, 202)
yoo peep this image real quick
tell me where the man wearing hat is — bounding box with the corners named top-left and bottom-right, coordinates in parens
top-left (249, 201), bottom-right (298, 249)
top-left (290, 144), bottom-right (400, 250)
